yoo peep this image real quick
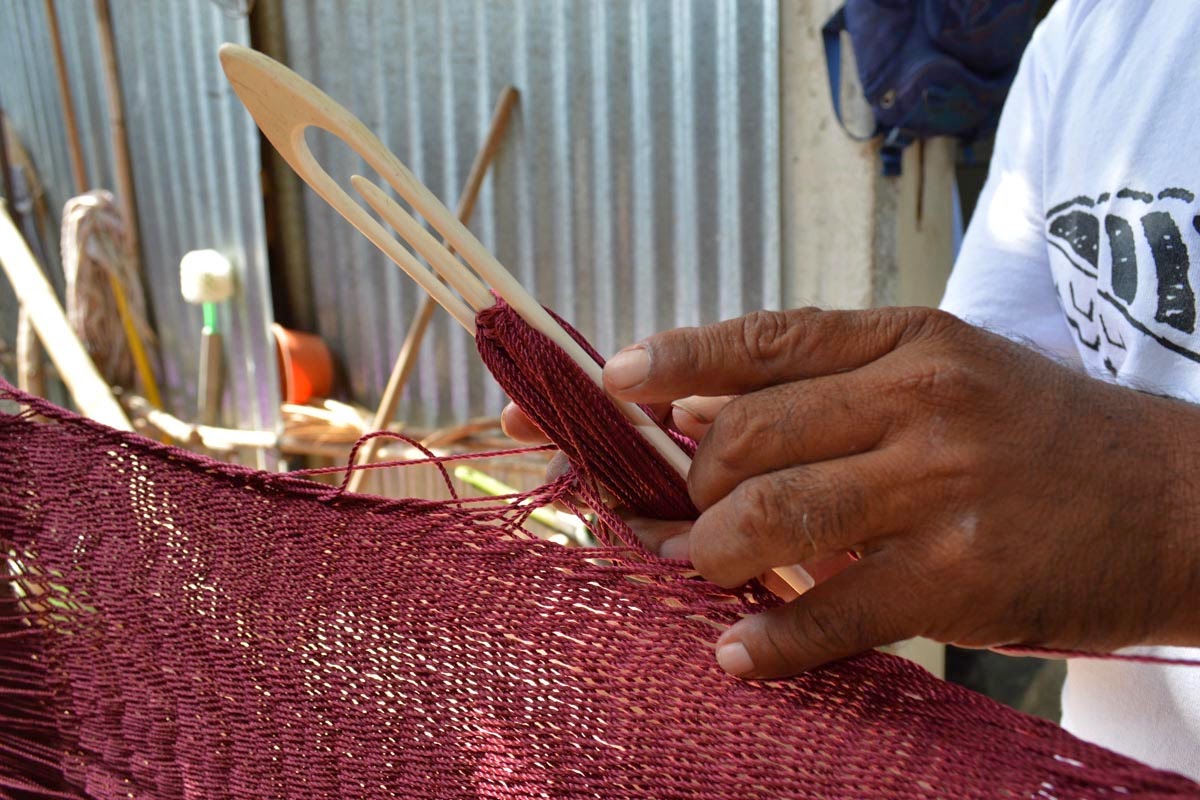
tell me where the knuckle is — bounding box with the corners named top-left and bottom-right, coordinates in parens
top-left (730, 478), bottom-right (785, 541)
top-left (690, 393), bottom-right (794, 511)
top-left (706, 400), bottom-right (765, 473)
top-left (648, 327), bottom-right (699, 376)
top-left (904, 307), bottom-right (961, 341)
top-left (738, 310), bottom-right (794, 363)
top-left (690, 481), bottom-right (783, 584)
top-left (686, 325), bottom-right (721, 371)
top-left (779, 469), bottom-right (858, 556)
top-left (893, 357), bottom-right (978, 409)
top-left (788, 601), bottom-right (856, 659)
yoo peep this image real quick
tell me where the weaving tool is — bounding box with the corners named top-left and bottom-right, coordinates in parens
top-left (218, 44), bottom-right (813, 595)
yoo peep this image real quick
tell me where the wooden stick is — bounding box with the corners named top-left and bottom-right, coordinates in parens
top-left (104, 270), bottom-right (163, 408)
top-left (2, 113), bottom-right (49, 398)
top-left (0, 205), bottom-right (130, 431)
top-left (94, 0), bottom-right (167, 412)
top-left (43, 0), bottom-right (88, 192)
top-left (347, 87), bottom-right (518, 493)
top-left (124, 393), bottom-right (274, 451)
top-left (3, 117), bottom-right (54, 240)
top-left (0, 108), bottom-right (37, 396)
top-left (0, 108), bottom-right (15, 206)
top-left (15, 308), bottom-right (45, 396)
top-left (93, 0), bottom-right (139, 258)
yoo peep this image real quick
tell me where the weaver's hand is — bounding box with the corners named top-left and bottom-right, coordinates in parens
top-left (592, 307), bottom-right (1200, 679)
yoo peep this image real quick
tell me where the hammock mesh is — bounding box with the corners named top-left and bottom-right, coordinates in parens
top-left (1, 382), bottom-right (1197, 799)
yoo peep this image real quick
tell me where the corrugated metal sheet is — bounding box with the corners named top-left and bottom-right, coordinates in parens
top-left (0, 0), bottom-right (279, 466)
top-left (284, 0), bottom-right (781, 428)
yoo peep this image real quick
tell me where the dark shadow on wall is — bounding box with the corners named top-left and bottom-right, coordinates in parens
top-left (947, 648), bottom-right (1067, 721)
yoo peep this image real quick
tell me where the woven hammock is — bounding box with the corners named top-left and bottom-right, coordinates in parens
top-left (2, 302), bottom-right (1198, 798)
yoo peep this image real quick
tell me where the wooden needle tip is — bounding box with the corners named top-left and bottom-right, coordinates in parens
top-left (350, 175), bottom-right (386, 207)
top-left (217, 42), bottom-right (249, 72)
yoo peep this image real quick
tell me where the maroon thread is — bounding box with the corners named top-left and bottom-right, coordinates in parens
top-left (476, 297), bottom-right (699, 526)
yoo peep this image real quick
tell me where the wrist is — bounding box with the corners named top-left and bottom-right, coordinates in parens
top-left (1143, 392), bottom-right (1200, 645)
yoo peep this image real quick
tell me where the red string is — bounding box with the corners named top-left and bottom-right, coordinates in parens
top-left (290, 439), bottom-right (556, 480)
top-left (997, 644), bottom-right (1200, 666)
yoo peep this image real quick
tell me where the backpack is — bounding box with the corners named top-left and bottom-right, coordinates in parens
top-left (823, 0), bottom-right (1040, 176)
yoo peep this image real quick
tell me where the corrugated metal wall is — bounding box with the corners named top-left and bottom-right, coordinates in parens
top-left (284, 0), bottom-right (781, 427)
top-left (4, 0), bottom-right (781, 442)
top-left (0, 0), bottom-right (279, 464)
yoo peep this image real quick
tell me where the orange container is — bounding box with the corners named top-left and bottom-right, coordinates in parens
top-left (271, 323), bottom-right (334, 404)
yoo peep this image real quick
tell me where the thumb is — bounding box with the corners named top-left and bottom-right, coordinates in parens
top-left (713, 558), bottom-right (916, 679)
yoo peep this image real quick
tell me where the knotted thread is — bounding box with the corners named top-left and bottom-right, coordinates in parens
top-left (476, 297), bottom-right (697, 522)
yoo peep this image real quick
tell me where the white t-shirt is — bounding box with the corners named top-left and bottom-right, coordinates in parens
top-left (940, 0), bottom-right (1200, 780)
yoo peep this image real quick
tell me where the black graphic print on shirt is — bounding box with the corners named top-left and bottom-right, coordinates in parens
top-left (1045, 188), bottom-right (1200, 375)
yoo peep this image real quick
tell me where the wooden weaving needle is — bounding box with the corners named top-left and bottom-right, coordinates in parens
top-left (218, 44), bottom-right (813, 596)
top-left (218, 43), bottom-right (689, 476)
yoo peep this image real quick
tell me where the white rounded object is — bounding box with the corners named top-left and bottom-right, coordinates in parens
top-left (180, 249), bottom-right (235, 304)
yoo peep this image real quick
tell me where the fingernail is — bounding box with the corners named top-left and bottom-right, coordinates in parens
top-left (499, 403), bottom-right (517, 436)
top-left (776, 564), bottom-right (815, 595)
top-left (605, 345), bottom-right (650, 391)
top-left (658, 533), bottom-right (690, 561)
top-left (716, 641), bottom-right (755, 677)
top-left (671, 399), bottom-right (710, 424)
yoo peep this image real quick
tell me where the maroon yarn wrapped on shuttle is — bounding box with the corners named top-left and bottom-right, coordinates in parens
top-left (476, 297), bottom-right (698, 522)
top-left (2, 311), bottom-right (1200, 799)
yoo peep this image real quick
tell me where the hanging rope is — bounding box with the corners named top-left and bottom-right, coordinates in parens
top-left (61, 190), bottom-right (158, 396)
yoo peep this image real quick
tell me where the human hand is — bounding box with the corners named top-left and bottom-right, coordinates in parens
top-left (590, 307), bottom-right (1200, 679)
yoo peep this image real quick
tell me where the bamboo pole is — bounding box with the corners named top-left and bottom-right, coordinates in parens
top-left (93, 0), bottom-right (139, 259)
top-left (2, 112), bottom-right (48, 397)
top-left (0, 205), bottom-right (131, 431)
top-left (92, 0), bottom-right (164, 409)
top-left (123, 394), bottom-right (275, 451)
top-left (43, 0), bottom-right (88, 192)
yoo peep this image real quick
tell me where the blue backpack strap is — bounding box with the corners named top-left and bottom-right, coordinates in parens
top-left (824, 4), bottom-right (904, 175)
top-left (880, 128), bottom-right (913, 177)
top-left (822, 6), bottom-right (879, 144)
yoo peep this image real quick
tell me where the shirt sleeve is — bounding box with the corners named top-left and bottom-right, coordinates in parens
top-left (939, 2), bottom-right (1080, 366)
